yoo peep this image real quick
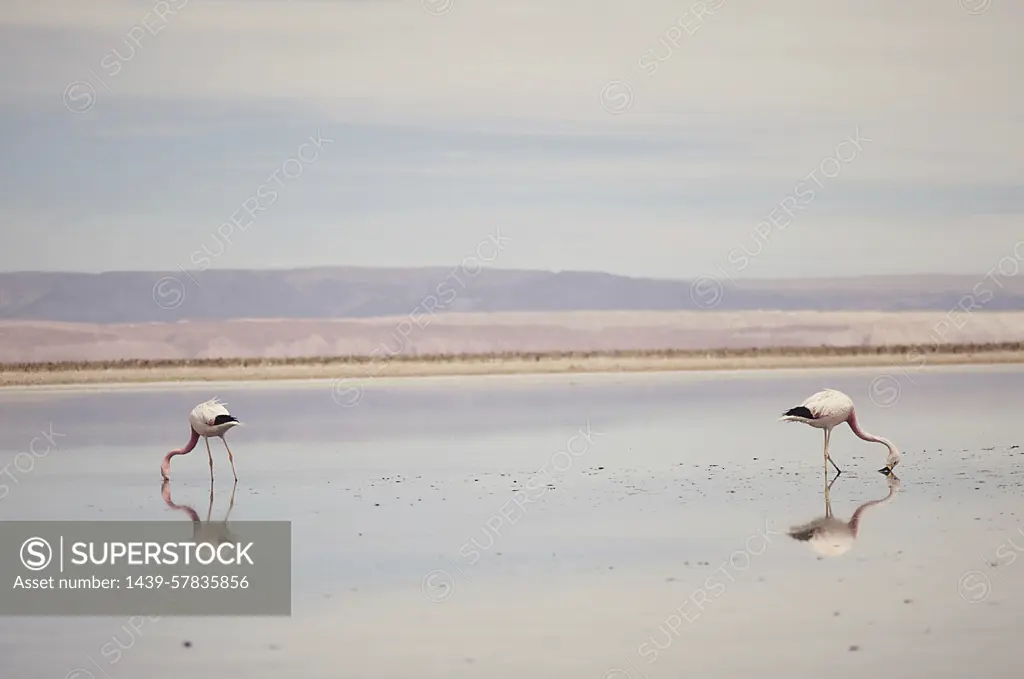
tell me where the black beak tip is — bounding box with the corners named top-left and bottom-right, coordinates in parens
top-left (878, 466), bottom-right (892, 475)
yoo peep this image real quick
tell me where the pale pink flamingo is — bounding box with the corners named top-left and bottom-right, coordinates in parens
top-left (780, 388), bottom-right (900, 475)
top-left (160, 398), bottom-right (242, 481)
top-left (788, 472), bottom-right (900, 557)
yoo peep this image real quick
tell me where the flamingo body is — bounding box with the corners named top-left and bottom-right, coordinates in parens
top-left (781, 388), bottom-right (900, 474)
top-left (189, 398), bottom-right (240, 438)
top-left (781, 388), bottom-right (853, 429)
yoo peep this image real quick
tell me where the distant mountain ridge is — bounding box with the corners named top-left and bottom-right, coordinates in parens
top-left (1, 267), bottom-right (1022, 324)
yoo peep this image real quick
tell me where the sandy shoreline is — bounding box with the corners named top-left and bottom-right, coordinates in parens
top-left (4, 348), bottom-right (1024, 387)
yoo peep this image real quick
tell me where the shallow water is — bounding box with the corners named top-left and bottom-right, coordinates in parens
top-left (0, 365), bottom-right (1022, 678)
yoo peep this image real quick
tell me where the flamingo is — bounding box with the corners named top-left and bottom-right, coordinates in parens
top-left (780, 388), bottom-right (900, 475)
top-left (787, 472), bottom-right (900, 557)
top-left (160, 398), bottom-right (242, 481)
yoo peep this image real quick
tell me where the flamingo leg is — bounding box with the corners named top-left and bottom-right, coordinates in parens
top-left (825, 428), bottom-right (842, 475)
top-left (206, 480), bottom-right (214, 523)
top-left (222, 437), bottom-right (239, 481)
top-left (205, 437), bottom-right (214, 479)
top-left (823, 428), bottom-right (829, 478)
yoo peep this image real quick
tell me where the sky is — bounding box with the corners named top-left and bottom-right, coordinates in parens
top-left (1, 0), bottom-right (1022, 280)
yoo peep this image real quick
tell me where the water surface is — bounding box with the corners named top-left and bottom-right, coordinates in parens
top-left (0, 366), bottom-right (1022, 678)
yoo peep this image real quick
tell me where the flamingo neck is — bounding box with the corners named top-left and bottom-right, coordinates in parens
top-left (847, 410), bottom-right (896, 454)
top-left (163, 428), bottom-right (200, 466)
top-left (848, 485), bottom-right (897, 536)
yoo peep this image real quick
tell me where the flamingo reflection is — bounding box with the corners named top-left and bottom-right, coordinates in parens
top-left (160, 478), bottom-right (238, 545)
top-left (787, 472), bottom-right (900, 557)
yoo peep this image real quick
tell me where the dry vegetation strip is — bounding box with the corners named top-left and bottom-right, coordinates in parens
top-left (3, 343), bottom-right (1024, 387)
top-left (2, 342), bottom-right (1024, 374)
top-left (4, 342), bottom-right (1024, 373)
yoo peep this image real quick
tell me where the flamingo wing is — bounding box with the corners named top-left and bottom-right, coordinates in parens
top-left (798, 389), bottom-right (852, 420)
top-left (781, 389), bottom-right (848, 420)
top-left (192, 398), bottom-right (231, 426)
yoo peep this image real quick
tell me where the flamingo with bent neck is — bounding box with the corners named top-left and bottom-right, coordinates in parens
top-left (781, 388), bottom-right (901, 475)
top-left (161, 398), bottom-right (242, 481)
top-left (787, 472), bottom-right (900, 557)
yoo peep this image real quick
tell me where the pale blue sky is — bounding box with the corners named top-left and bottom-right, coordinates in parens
top-left (1, 0), bottom-right (1021, 279)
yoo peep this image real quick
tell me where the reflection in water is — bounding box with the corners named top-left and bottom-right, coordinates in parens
top-left (788, 472), bottom-right (900, 557)
top-left (160, 478), bottom-right (238, 545)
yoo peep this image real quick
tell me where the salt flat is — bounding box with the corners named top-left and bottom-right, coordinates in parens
top-left (6, 309), bottom-right (1024, 362)
top-left (0, 365), bottom-right (1021, 678)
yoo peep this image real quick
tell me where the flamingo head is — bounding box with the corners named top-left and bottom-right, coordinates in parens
top-left (879, 443), bottom-right (901, 475)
